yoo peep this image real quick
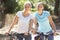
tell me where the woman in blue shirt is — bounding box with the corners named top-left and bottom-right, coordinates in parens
top-left (34, 2), bottom-right (56, 40)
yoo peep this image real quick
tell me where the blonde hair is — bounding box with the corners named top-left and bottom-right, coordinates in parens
top-left (36, 2), bottom-right (43, 8)
top-left (24, 1), bottom-right (32, 8)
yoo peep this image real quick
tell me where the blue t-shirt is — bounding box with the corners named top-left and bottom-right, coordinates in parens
top-left (35, 11), bottom-right (52, 34)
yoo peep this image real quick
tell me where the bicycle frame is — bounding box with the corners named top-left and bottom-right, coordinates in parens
top-left (8, 33), bottom-right (18, 40)
top-left (43, 35), bottom-right (48, 40)
top-left (43, 33), bottom-right (53, 40)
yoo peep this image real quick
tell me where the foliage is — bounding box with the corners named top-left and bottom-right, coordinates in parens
top-left (3, 0), bottom-right (59, 15)
top-left (4, 0), bottom-right (18, 13)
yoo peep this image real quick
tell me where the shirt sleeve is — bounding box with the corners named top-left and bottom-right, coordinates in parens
top-left (34, 12), bottom-right (36, 17)
top-left (34, 12), bottom-right (38, 18)
top-left (45, 11), bottom-right (50, 17)
top-left (16, 11), bottom-right (21, 17)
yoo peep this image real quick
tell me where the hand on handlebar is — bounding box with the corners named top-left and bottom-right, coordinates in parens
top-left (5, 32), bottom-right (10, 36)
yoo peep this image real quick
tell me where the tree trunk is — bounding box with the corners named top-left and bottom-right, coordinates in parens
top-left (54, 0), bottom-right (59, 16)
top-left (0, 0), bottom-right (6, 28)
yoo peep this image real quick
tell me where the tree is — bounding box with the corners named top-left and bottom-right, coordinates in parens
top-left (0, 0), bottom-right (5, 28)
top-left (4, 0), bottom-right (18, 13)
top-left (54, 0), bottom-right (60, 16)
top-left (0, 0), bottom-right (18, 28)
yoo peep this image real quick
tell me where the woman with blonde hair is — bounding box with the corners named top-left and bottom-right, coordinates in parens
top-left (6, 1), bottom-right (33, 40)
top-left (34, 2), bottom-right (56, 40)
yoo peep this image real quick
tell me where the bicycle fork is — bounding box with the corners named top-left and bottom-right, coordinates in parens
top-left (44, 35), bottom-right (48, 40)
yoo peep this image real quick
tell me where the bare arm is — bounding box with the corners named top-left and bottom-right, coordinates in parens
top-left (29, 19), bottom-right (33, 32)
top-left (8, 15), bottom-right (18, 33)
top-left (48, 16), bottom-right (56, 32)
top-left (33, 18), bottom-right (38, 30)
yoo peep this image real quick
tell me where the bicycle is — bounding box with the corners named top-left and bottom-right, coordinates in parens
top-left (34, 32), bottom-right (54, 40)
top-left (40, 32), bottom-right (54, 40)
top-left (42, 32), bottom-right (60, 40)
top-left (8, 32), bottom-right (30, 40)
top-left (7, 32), bottom-right (18, 40)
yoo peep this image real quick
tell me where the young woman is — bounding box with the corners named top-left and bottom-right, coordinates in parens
top-left (6, 1), bottom-right (33, 40)
top-left (34, 2), bottom-right (56, 40)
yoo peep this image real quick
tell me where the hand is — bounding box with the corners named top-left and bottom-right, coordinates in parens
top-left (5, 32), bottom-right (9, 36)
top-left (24, 32), bottom-right (29, 35)
top-left (31, 28), bottom-right (37, 35)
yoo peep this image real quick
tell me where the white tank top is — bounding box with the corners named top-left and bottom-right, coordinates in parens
top-left (11, 11), bottom-right (33, 33)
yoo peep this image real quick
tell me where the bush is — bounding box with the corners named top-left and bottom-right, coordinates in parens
top-left (4, 0), bottom-right (18, 13)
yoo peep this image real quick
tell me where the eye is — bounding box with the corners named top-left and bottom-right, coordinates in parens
top-left (38, 4), bottom-right (43, 8)
top-left (25, 5), bottom-right (30, 8)
top-left (25, 6), bottom-right (30, 8)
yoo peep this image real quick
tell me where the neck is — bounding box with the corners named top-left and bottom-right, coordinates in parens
top-left (23, 10), bottom-right (29, 17)
top-left (38, 10), bottom-right (43, 15)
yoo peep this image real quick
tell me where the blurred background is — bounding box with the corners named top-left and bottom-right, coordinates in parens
top-left (0, 0), bottom-right (60, 40)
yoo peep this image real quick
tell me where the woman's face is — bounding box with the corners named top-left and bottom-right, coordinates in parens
top-left (37, 4), bottom-right (44, 10)
top-left (24, 4), bottom-right (31, 11)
